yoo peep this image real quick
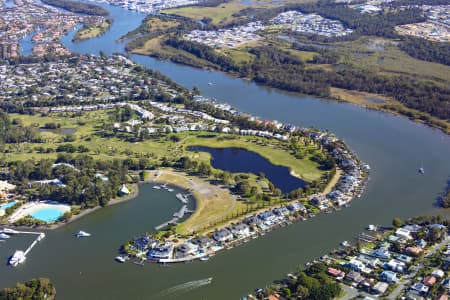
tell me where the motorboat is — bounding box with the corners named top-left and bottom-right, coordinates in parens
top-left (0, 233), bottom-right (10, 239)
top-left (199, 256), bottom-right (210, 261)
top-left (367, 224), bottom-right (377, 231)
top-left (75, 231), bottom-right (91, 238)
top-left (9, 250), bottom-right (26, 267)
top-left (341, 240), bottom-right (350, 247)
top-left (419, 167), bottom-right (424, 174)
top-left (115, 256), bottom-right (126, 263)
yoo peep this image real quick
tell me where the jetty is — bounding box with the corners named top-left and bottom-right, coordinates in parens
top-left (155, 217), bottom-right (179, 231)
top-left (2, 228), bottom-right (46, 267)
top-left (173, 205), bottom-right (194, 219)
top-left (175, 193), bottom-right (189, 204)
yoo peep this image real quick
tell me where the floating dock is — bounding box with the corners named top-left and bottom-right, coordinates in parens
top-left (2, 228), bottom-right (45, 267)
top-left (175, 193), bottom-right (189, 204)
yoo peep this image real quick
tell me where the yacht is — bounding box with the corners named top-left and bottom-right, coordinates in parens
top-left (0, 233), bottom-right (10, 239)
top-left (367, 224), bottom-right (377, 231)
top-left (9, 250), bottom-right (26, 267)
top-left (2, 228), bottom-right (18, 234)
top-left (75, 231), bottom-right (91, 238)
top-left (115, 256), bottom-right (127, 263)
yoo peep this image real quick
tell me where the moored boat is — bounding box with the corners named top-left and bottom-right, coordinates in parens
top-left (0, 233), bottom-right (10, 239)
top-left (9, 250), bottom-right (26, 267)
top-left (75, 231), bottom-right (91, 238)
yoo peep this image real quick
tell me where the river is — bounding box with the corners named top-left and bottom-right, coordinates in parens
top-left (1, 2), bottom-right (450, 299)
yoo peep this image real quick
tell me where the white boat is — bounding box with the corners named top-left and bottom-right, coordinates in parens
top-left (153, 185), bottom-right (161, 189)
top-left (208, 82), bottom-right (213, 86)
top-left (75, 231), bottom-right (91, 238)
top-left (2, 228), bottom-right (18, 234)
top-left (9, 250), bottom-right (26, 267)
top-left (341, 240), bottom-right (350, 247)
top-left (419, 167), bottom-right (424, 174)
top-left (199, 256), bottom-right (210, 261)
top-left (0, 233), bottom-right (10, 239)
top-left (367, 224), bottom-right (377, 231)
top-left (115, 256), bottom-right (126, 263)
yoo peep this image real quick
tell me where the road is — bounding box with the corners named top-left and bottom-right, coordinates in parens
top-left (388, 236), bottom-right (450, 299)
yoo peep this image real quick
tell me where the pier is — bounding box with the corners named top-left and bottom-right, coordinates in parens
top-left (155, 218), bottom-right (179, 231)
top-left (175, 193), bottom-right (189, 204)
top-left (1, 228), bottom-right (46, 267)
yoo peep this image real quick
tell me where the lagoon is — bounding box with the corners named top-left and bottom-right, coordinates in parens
top-left (189, 146), bottom-right (309, 193)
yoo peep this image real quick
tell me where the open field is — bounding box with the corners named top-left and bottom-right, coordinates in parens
top-left (336, 38), bottom-right (450, 85)
top-left (163, 1), bottom-right (250, 25)
top-left (73, 19), bottom-right (112, 42)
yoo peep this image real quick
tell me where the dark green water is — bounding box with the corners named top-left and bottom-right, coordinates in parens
top-left (3, 2), bottom-right (450, 299)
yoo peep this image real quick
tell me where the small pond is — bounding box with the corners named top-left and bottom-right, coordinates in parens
top-left (188, 146), bottom-right (309, 194)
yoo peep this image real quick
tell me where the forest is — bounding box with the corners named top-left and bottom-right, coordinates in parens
top-left (0, 278), bottom-right (56, 300)
top-left (164, 40), bottom-right (450, 123)
top-left (40, 0), bottom-right (109, 16)
top-left (399, 37), bottom-right (450, 66)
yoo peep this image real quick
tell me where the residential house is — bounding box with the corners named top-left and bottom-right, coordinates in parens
top-left (213, 228), bottom-right (233, 243)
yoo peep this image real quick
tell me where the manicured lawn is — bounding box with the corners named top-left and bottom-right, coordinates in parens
top-left (182, 133), bottom-right (324, 182)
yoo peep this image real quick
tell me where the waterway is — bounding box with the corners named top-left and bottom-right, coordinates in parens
top-left (4, 2), bottom-right (450, 299)
top-left (188, 146), bottom-right (309, 193)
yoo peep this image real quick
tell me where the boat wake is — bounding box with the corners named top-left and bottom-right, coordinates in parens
top-left (154, 278), bottom-right (212, 298)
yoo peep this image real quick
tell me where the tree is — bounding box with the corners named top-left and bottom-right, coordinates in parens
top-left (393, 217), bottom-right (403, 228)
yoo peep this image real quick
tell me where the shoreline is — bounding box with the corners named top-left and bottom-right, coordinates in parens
top-left (1, 183), bottom-right (140, 231)
top-left (130, 51), bottom-right (450, 136)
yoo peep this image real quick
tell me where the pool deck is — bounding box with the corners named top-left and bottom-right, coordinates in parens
top-left (8, 201), bottom-right (71, 223)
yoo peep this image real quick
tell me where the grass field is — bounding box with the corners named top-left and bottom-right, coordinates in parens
top-left (73, 19), bottom-right (112, 42)
top-left (148, 170), bottom-right (238, 235)
top-left (163, 1), bottom-right (250, 25)
top-left (182, 133), bottom-right (324, 182)
top-left (337, 37), bottom-right (450, 85)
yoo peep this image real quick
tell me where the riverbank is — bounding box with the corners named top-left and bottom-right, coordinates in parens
top-left (0, 183), bottom-right (139, 231)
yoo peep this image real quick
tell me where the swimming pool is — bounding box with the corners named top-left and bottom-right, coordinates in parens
top-left (0, 201), bottom-right (17, 210)
top-left (30, 207), bottom-right (66, 223)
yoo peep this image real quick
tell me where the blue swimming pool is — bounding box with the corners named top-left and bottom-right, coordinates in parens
top-left (30, 208), bottom-right (65, 223)
top-left (0, 201), bottom-right (16, 210)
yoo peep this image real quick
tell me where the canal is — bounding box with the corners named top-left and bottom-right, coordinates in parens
top-left (1, 2), bottom-right (450, 299)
